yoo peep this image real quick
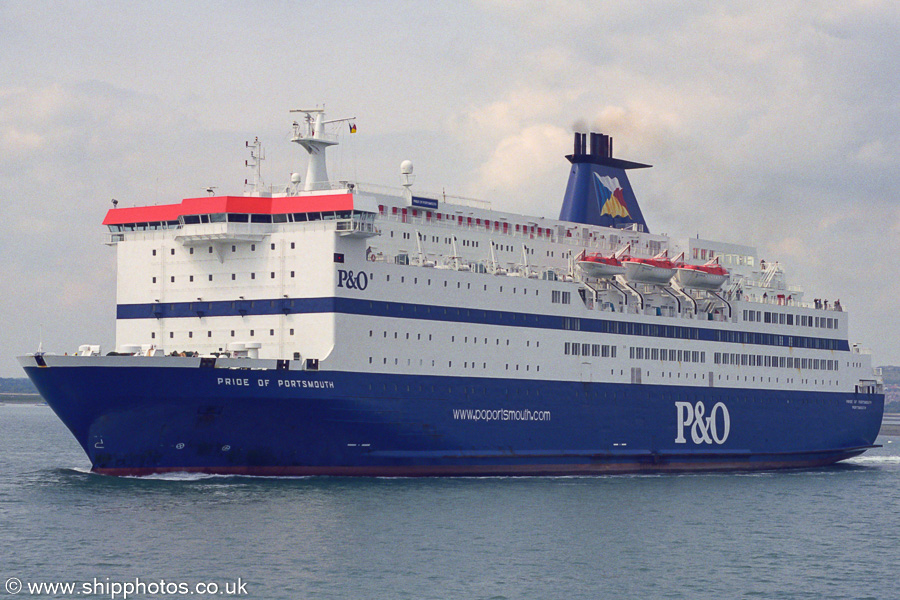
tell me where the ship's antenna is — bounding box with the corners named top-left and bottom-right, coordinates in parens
top-left (38, 323), bottom-right (43, 354)
top-left (244, 137), bottom-right (265, 195)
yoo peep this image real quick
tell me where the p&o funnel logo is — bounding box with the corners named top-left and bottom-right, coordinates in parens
top-left (594, 173), bottom-right (631, 219)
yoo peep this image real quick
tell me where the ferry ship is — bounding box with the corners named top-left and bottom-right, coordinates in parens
top-left (19, 109), bottom-right (884, 476)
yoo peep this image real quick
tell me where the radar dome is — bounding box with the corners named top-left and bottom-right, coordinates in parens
top-left (400, 160), bottom-right (414, 175)
top-left (290, 172), bottom-right (302, 185)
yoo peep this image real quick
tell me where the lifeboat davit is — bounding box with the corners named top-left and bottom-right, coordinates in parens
top-left (623, 251), bottom-right (676, 284)
top-left (675, 258), bottom-right (729, 290)
top-left (577, 253), bottom-right (626, 278)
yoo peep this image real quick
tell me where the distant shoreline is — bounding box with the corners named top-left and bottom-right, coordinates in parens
top-left (0, 393), bottom-right (44, 404)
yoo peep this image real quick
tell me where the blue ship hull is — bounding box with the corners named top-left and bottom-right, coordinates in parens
top-left (22, 363), bottom-right (884, 476)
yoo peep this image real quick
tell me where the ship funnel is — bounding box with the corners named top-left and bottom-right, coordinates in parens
top-left (559, 131), bottom-right (651, 232)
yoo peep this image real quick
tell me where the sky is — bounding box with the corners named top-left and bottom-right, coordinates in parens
top-left (1, 0), bottom-right (898, 377)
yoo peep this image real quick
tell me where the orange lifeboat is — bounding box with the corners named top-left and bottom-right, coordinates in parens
top-left (675, 257), bottom-right (729, 290)
top-left (576, 252), bottom-right (626, 278)
top-left (623, 251), bottom-right (676, 284)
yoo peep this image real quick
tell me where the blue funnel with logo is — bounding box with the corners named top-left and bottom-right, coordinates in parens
top-left (559, 132), bottom-right (651, 232)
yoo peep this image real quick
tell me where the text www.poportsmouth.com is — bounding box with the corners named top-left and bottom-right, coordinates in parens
top-left (452, 408), bottom-right (551, 422)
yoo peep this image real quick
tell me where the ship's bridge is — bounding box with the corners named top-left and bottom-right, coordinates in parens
top-left (103, 189), bottom-right (379, 247)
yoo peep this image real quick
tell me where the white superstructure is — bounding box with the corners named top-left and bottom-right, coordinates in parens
top-left (102, 109), bottom-right (880, 397)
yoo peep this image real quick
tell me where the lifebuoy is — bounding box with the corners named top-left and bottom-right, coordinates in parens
top-left (368, 253), bottom-right (377, 262)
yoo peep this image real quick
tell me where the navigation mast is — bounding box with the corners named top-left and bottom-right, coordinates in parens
top-left (290, 108), bottom-right (355, 192)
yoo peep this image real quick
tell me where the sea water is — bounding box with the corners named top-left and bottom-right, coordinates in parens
top-left (1, 403), bottom-right (897, 600)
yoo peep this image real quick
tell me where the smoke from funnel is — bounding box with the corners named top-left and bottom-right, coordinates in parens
top-left (571, 119), bottom-right (588, 133)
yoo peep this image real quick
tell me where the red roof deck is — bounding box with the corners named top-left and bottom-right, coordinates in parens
top-left (102, 193), bottom-right (354, 225)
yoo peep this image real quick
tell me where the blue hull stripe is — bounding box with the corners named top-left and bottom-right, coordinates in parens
top-left (117, 297), bottom-right (849, 351)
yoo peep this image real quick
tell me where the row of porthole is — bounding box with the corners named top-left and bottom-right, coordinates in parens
top-left (368, 356), bottom-right (540, 373)
top-left (152, 242), bottom-right (298, 257)
top-left (370, 329), bottom-right (542, 348)
top-left (151, 328), bottom-right (296, 340)
top-left (384, 273), bottom-right (540, 296)
top-left (152, 271), bottom-right (298, 285)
